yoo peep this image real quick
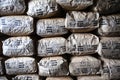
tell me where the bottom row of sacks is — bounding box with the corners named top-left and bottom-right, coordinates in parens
top-left (1, 56), bottom-right (120, 80)
top-left (0, 76), bottom-right (109, 80)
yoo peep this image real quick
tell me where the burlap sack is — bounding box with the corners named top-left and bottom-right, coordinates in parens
top-left (13, 74), bottom-right (40, 80)
top-left (65, 11), bottom-right (99, 32)
top-left (37, 18), bottom-right (68, 37)
top-left (98, 14), bottom-right (120, 36)
top-left (0, 0), bottom-right (26, 15)
top-left (97, 37), bottom-right (120, 59)
top-left (77, 76), bottom-right (107, 80)
top-left (27, 0), bottom-right (60, 18)
top-left (0, 58), bottom-right (4, 75)
top-left (38, 37), bottom-right (66, 57)
top-left (93, 0), bottom-right (120, 14)
top-left (5, 57), bottom-right (37, 75)
top-left (66, 33), bottom-right (99, 55)
top-left (0, 16), bottom-right (33, 36)
top-left (46, 77), bottom-right (73, 80)
top-left (101, 58), bottom-right (120, 80)
top-left (38, 56), bottom-right (69, 76)
top-left (0, 76), bottom-right (8, 80)
top-left (3, 37), bottom-right (34, 57)
top-left (56, 0), bottom-right (93, 11)
top-left (69, 56), bottom-right (101, 76)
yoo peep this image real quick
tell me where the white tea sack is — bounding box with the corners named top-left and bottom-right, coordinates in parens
top-left (101, 58), bottom-right (120, 80)
top-left (38, 37), bottom-right (66, 57)
top-left (0, 0), bottom-right (26, 15)
top-left (98, 14), bottom-right (120, 36)
top-left (98, 37), bottom-right (120, 59)
top-left (38, 56), bottom-right (69, 76)
top-left (66, 33), bottom-right (99, 55)
top-left (65, 11), bottom-right (99, 32)
top-left (5, 57), bottom-right (37, 75)
top-left (0, 16), bottom-right (33, 36)
top-left (3, 37), bottom-right (34, 57)
top-left (69, 56), bottom-right (101, 76)
top-left (27, 0), bottom-right (60, 18)
top-left (37, 18), bottom-right (68, 37)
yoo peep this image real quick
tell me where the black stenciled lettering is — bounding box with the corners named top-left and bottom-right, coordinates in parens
top-left (77, 21), bottom-right (84, 27)
top-left (50, 6), bottom-right (55, 11)
top-left (6, 63), bottom-right (11, 69)
top-left (92, 45), bottom-right (97, 50)
top-left (14, 20), bottom-right (22, 26)
top-left (46, 48), bottom-right (53, 53)
top-left (78, 46), bottom-right (84, 51)
top-left (102, 43), bottom-right (108, 49)
top-left (46, 26), bottom-right (53, 33)
top-left (50, 60), bottom-right (57, 66)
top-left (115, 18), bottom-right (120, 24)
top-left (69, 21), bottom-right (76, 27)
top-left (26, 76), bottom-right (32, 80)
top-left (36, 9), bottom-right (43, 15)
top-left (114, 66), bottom-right (120, 72)
top-left (1, 19), bottom-right (6, 25)
top-left (92, 20), bottom-right (98, 26)
top-left (14, 40), bottom-right (21, 47)
top-left (60, 26), bottom-right (64, 28)
top-left (18, 62), bottom-right (24, 68)
top-left (116, 43), bottom-right (120, 49)
top-left (81, 68), bottom-right (88, 73)
top-left (100, 19), bottom-right (107, 25)
top-left (60, 26), bottom-right (66, 32)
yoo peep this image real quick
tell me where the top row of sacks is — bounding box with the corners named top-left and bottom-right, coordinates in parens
top-left (0, 0), bottom-right (120, 17)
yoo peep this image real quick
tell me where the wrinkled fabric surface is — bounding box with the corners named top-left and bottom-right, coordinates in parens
top-left (38, 37), bottom-right (66, 57)
top-left (27, 0), bottom-right (60, 18)
top-left (65, 11), bottom-right (99, 32)
top-left (5, 57), bottom-right (37, 75)
top-left (98, 14), bottom-right (120, 36)
top-left (66, 33), bottom-right (99, 55)
top-left (98, 37), bottom-right (120, 59)
top-left (0, 0), bottom-right (26, 15)
top-left (102, 58), bottom-right (120, 80)
top-left (69, 56), bottom-right (101, 76)
top-left (0, 16), bottom-right (33, 36)
top-left (3, 37), bottom-right (34, 57)
top-left (38, 56), bottom-right (69, 76)
top-left (37, 18), bottom-right (68, 37)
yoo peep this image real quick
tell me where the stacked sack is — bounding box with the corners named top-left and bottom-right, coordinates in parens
top-left (95, 0), bottom-right (120, 80)
top-left (59, 0), bottom-right (103, 79)
top-left (0, 0), bottom-right (120, 80)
